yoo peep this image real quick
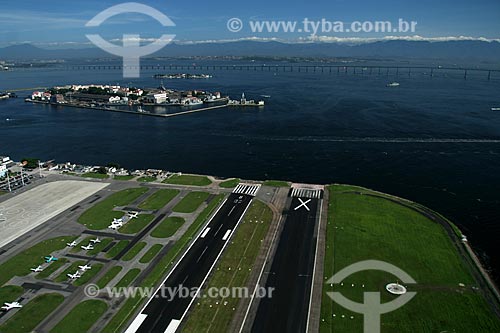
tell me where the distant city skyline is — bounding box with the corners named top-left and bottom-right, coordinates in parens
top-left (1, 0), bottom-right (500, 48)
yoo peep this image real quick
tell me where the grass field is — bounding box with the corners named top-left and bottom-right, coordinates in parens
top-left (0, 293), bottom-right (64, 333)
top-left (0, 190), bottom-right (7, 195)
top-left (35, 258), bottom-right (68, 279)
top-left (119, 214), bottom-right (155, 234)
top-left (54, 260), bottom-right (85, 283)
top-left (106, 240), bottom-right (130, 259)
top-left (121, 242), bottom-right (147, 261)
top-left (0, 285), bottom-right (24, 305)
top-left (78, 187), bottom-right (149, 230)
top-left (114, 175), bottom-right (135, 181)
top-left (96, 266), bottom-right (123, 289)
top-left (50, 299), bottom-right (108, 333)
top-left (137, 176), bottom-right (157, 182)
top-left (80, 172), bottom-right (109, 179)
top-left (163, 174), bottom-right (212, 186)
top-left (219, 178), bottom-right (240, 188)
top-left (182, 200), bottom-right (273, 332)
top-left (172, 191), bottom-right (210, 213)
top-left (150, 216), bottom-right (185, 238)
top-left (101, 194), bottom-right (226, 333)
top-left (139, 244), bottom-right (163, 264)
top-left (115, 268), bottom-right (141, 288)
top-left (262, 180), bottom-right (290, 187)
top-left (320, 185), bottom-right (500, 333)
top-left (87, 238), bottom-right (114, 256)
top-left (73, 263), bottom-right (103, 286)
top-left (138, 189), bottom-right (180, 210)
top-left (0, 236), bottom-right (76, 286)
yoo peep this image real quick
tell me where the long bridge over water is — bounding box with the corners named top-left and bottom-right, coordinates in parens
top-left (65, 64), bottom-right (500, 80)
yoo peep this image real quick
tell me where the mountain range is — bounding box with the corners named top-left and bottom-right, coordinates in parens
top-left (1, 40), bottom-right (500, 61)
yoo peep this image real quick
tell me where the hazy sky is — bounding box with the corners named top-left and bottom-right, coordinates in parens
top-left (0, 0), bottom-right (499, 47)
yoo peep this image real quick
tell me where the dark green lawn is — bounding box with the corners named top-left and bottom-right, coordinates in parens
top-left (121, 242), bottom-right (147, 261)
top-left (73, 263), bottom-right (104, 286)
top-left (115, 269), bottom-right (141, 288)
top-left (35, 258), bottom-right (68, 280)
top-left (119, 214), bottom-right (154, 234)
top-left (172, 192), bottom-right (210, 213)
top-left (96, 266), bottom-right (123, 289)
top-left (139, 244), bottom-right (163, 264)
top-left (137, 176), bottom-right (157, 182)
top-left (0, 286), bottom-right (24, 305)
top-left (78, 188), bottom-right (149, 230)
top-left (219, 178), bottom-right (240, 188)
top-left (138, 189), bottom-right (180, 210)
top-left (162, 174), bottom-right (212, 186)
top-left (320, 185), bottom-right (500, 333)
top-left (80, 172), bottom-right (109, 179)
top-left (54, 261), bottom-right (85, 283)
top-left (150, 217), bottom-right (185, 238)
top-left (50, 299), bottom-right (108, 333)
top-left (105, 240), bottom-right (130, 259)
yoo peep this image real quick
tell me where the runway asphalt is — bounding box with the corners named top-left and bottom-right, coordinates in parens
top-left (250, 196), bottom-right (320, 333)
top-left (127, 193), bottom-right (253, 333)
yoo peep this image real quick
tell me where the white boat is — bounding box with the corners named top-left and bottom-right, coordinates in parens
top-left (387, 82), bottom-right (400, 87)
top-left (491, 107), bottom-right (500, 111)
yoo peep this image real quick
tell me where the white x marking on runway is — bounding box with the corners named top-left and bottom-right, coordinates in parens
top-left (294, 198), bottom-right (311, 211)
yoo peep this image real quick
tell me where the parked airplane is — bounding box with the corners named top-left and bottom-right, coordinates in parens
top-left (113, 218), bottom-right (124, 224)
top-left (44, 255), bottom-right (58, 263)
top-left (66, 241), bottom-right (77, 247)
top-left (30, 265), bottom-right (44, 273)
top-left (128, 212), bottom-right (139, 219)
top-left (108, 222), bottom-right (123, 230)
top-left (1, 302), bottom-right (22, 311)
top-left (67, 272), bottom-right (81, 279)
top-left (78, 265), bottom-right (92, 271)
top-left (81, 244), bottom-right (94, 251)
top-left (90, 238), bottom-right (101, 244)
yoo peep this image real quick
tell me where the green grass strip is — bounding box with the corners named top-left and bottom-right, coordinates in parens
top-left (50, 299), bottom-right (108, 333)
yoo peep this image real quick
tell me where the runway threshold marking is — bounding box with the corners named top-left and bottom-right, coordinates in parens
top-left (164, 319), bottom-right (181, 333)
top-left (125, 314), bottom-right (148, 333)
top-left (200, 227), bottom-right (211, 238)
top-left (222, 229), bottom-right (232, 241)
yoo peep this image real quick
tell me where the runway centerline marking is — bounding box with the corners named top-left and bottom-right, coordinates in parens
top-left (294, 198), bottom-right (311, 211)
top-left (196, 247), bottom-right (209, 263)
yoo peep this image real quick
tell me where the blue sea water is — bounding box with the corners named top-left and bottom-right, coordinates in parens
top-left (1, 60), bottom-right (500, 281)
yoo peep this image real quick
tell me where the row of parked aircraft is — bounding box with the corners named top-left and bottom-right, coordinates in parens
top-left (107, 212), bottom-right (138, 230)
top-left (67, 264), bottom-right (92, 280)
top-left (67, 237), bottom-right (101, 251)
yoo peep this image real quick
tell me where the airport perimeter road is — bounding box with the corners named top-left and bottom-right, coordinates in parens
top-left (127, 192), bottom-right (255, 333)
top-left (251, 189), bottom-right (322, 333)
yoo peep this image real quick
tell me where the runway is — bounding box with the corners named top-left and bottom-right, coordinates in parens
top-left (250, 193), bottom-right (321, 333)
top-left (126, 192), bottom-right (254, 333)
top-left (0, 180), bottom-right (109, 249)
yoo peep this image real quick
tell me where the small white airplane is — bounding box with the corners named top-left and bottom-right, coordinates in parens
top-left (81, 244), bottom-right (94, 251)
top-left (78, 265), bottom-right (92, 271)
top-left (44, 255), bottom-right (58, 263)
top-left (90, 238), bottom-right (101, 244)
top-left (1, 302), bottom-right (22, 311)
top-left (127, 212), bottom-right (139, 219)
top-left (31, 265), bottom-right (44, 273)
top-left (67, 241), bottom-right (77, 247)
top-left (113, 218), bottom-right (124, 224)
top-left (67, 272), bottom-right (81, 279)
top-left (108, 222), bottom-right (123, 230)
